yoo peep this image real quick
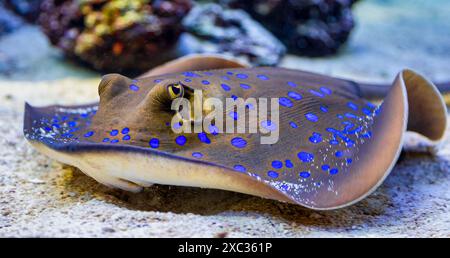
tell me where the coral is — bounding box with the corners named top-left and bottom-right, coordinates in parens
top-left (38, 0), bottom-right (192, 75)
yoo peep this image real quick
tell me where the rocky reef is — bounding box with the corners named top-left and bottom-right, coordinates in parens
top-left (11, 0), bottom-right (358, 73)
top-left (38, 0), bottom-right (193, 75)
top-left (182, 3), bottom-right (286, 66)
top-left (0, 3), bottom-right (24, 37)
top-left (3, 0), bottom-right (44, 22)
top-left (220, 0), bottom-right (358, 56)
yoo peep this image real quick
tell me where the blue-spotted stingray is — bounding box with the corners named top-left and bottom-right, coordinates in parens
top-left (23, 55), bottom-right (448, 210)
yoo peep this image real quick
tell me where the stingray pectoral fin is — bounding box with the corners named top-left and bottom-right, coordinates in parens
top-left (312, 69), bottom-right (447, 209)
top-left (403, 70), bottom-right (447, 141)
top-left (138, 54), bottom-right (250, 78)
top-left (27, 141), bottom-right (293, 202)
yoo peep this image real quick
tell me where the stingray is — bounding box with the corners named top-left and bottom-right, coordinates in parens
top-left (23, 55), bottom-right (448, 210)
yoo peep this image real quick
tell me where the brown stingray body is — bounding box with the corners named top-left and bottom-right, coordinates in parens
top-left (23, 55), bottom-right (448, 210)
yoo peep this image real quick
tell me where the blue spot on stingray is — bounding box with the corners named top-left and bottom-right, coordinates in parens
top-left (221, 75), bottom-right (231, 81)
top-left (347, 102), bottom-right (358, 110)
top-left (375, 107), bottom-right (382, 116)
top-left (285, 160), bottom-right (294, 168)
top-left (261, 120), bottom-right (277, 131)
top-left (360, 131), bottom-right (372, 139)
top-left (149, 138), bottom-right (159, 148)
top-left (202, 80), bottom-right (210, 85)
top-left (110, 130), bottom-right (118, 136)
top-left (321, 164), bottom-right (330, 171)
top-left (233, 165), bottom-right (246, 172)
top-left (320, 87), bottom-right (332, 95)
top-left (287, 81), bottom-right (297, 87)
top-left (184, 78), bottom-right (192, 83)
top-left (310, 89), bottom-right (325, 97)
top-left (175, 135), bottom-right (187, 146)
top-left (267, 171), bottom-right (279, 178)
top-left (102, 138), bottom-right (110, 142)
top-left (227, 71), bottom-right (234, 75)
top-left (246, 103), bottom-right (254, 109)
top-left (320, 106), bottom-right (329, 113)
top-left (305, 113), bottom-right (318, 122)
top-left (192, 152), bottom-right (203, 158)
top-left (183, 71), bottom-right (200, 77)
top-left (309, 132), bottom-right (322, 143)
top-left (257, 74), bottom-right (269, 80)
top-left (122, 135), bottom-right (131, 141)
top-left (84, 131), bottom-right (94, 138)
top-left (221, 83), bottom-right (231, 91)
top-left (52, 124), bottom-right (60, 128)
top-left (299, 171), bottom-right (311, 178)
top-left (69, 121), bottom-right (77, 127)
top-left (330, 168), bottom-right (339, 175)
top-left (337, 114), bottom-right (344, 119)
top-left (346, 140), bottom-right (355, 148)
top-left (198, 132), bottom-right (211, 144)
top-left (335, 151), bottom-right (343, 158)
top-left (43, 126), bottom-right (52, 131)
top-left (154, 79), bottom-right (163, 83)
top-left (236, 73), bottom-right (248, 79)
top-left (129, 84), bottom-right (139, 91)
top-left (367, 102), bottom-right (377, 109)
top-left (121, 127), bottom-right (129, 134)
top-left (240, 83), bottom-right (251, 90)
top-left (203, 71), bottom-right (214, 76)
top-left (229, 111), bottom-right (238, 120)
top-left (110, 139), bottom-right (119, 143)
top-left (271, 160), bottom-right (283, 169)
top-left (208, 124), bottom-right (219, 135)
top-left (62, 133), bottom-right (73, 138)
top-left (346, 158), bottom-right (353, 164)
top-left (279, 97), bottom-right (293, 108)
top-left (362, 108), bottom-right (372, 115)
top-left (231, 137), bottom-right (247, 148)
top-left (298, 152), bottom-right (314, 163)
top-left (231, 95), bottom-right (238, 101)
top-left (289, 121), bottom-right (298, 128)
top-left (288, 91), bottom-right (302, 100)
top-left (345, 113), bottom-right (359, 119)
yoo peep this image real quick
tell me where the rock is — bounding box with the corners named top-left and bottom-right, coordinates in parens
top-left (220, 0), bottom-right (357, 57)
top-left (4, 0), bottom-right (44, 22)
top-left (0, 4), bottom-right (24, 37)
top-left (182, 3), bottom-right (286, 66)
top-left (38, 0), bottom-right (193, 75)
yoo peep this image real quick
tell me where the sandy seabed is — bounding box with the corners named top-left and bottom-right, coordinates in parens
top-left (0, 0), bottom-right (449, 237)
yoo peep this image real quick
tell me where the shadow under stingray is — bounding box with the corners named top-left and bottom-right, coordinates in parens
top-left (57, 150), bottom-right (448, 230)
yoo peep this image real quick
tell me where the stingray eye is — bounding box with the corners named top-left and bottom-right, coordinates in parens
top-left (167, 83), bottom-right (184, 99)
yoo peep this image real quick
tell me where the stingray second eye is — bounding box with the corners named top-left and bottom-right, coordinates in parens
top-left (167, 83), bottom-right (184, 99)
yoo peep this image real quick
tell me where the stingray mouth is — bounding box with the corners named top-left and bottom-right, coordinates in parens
top-left (22, 67), bottom-right (447, 210)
